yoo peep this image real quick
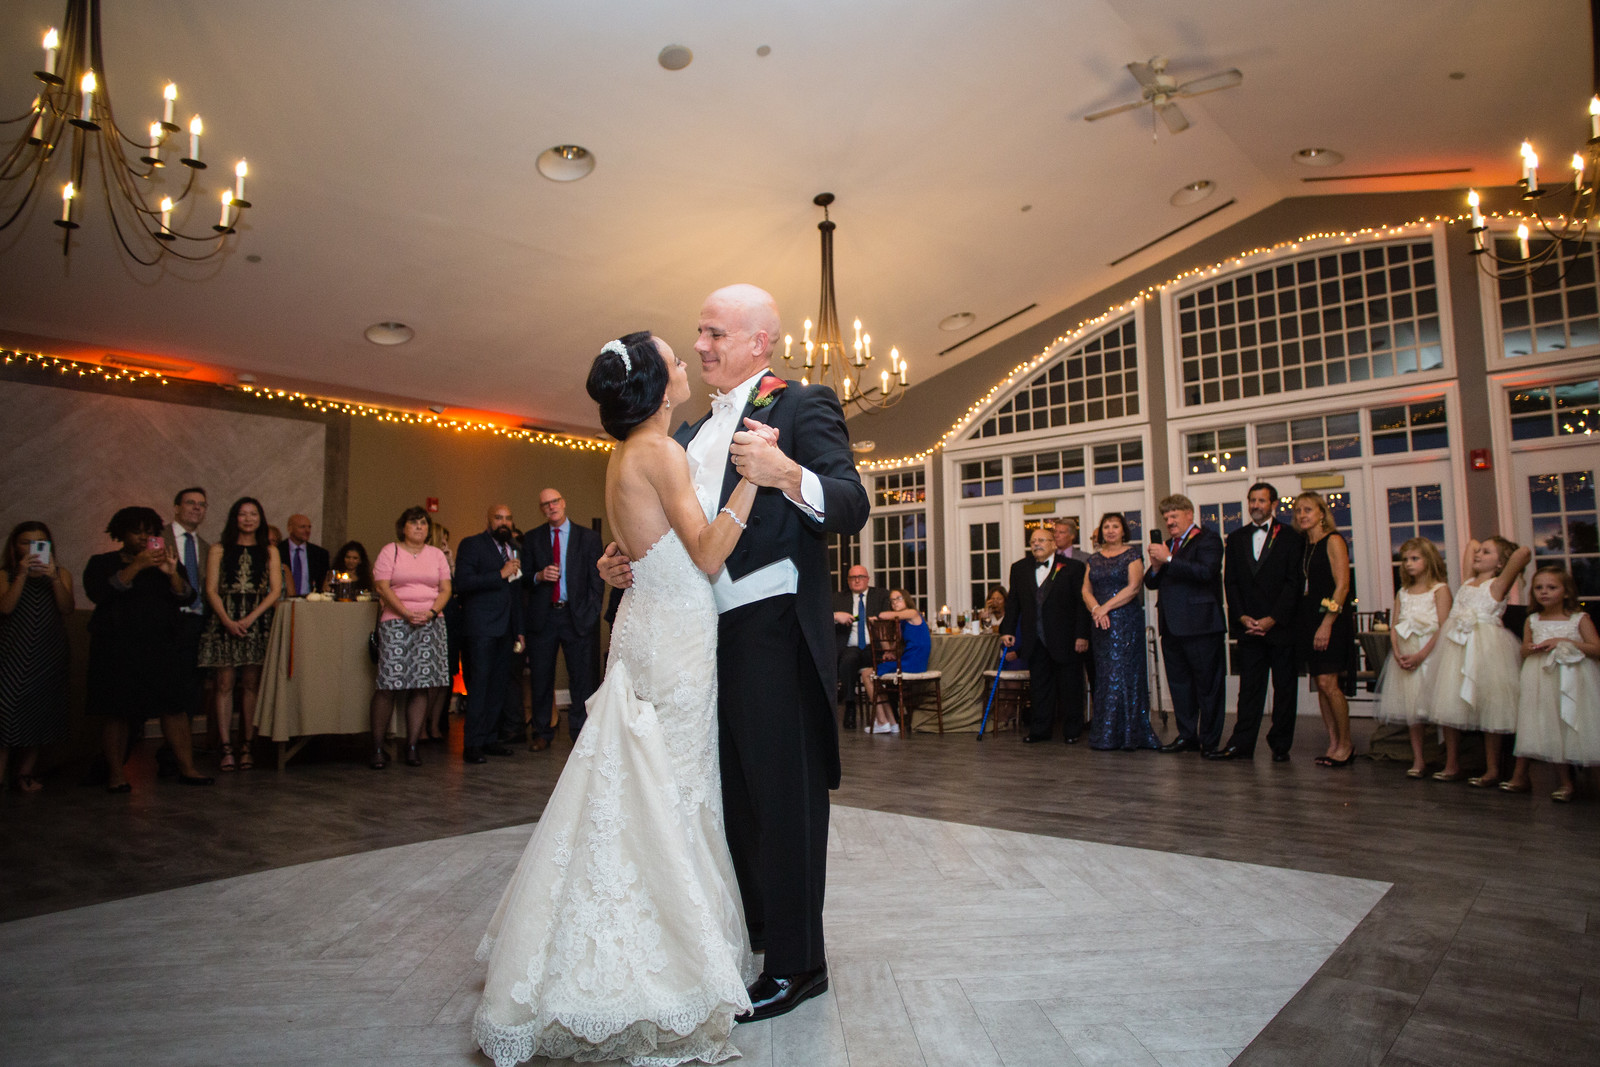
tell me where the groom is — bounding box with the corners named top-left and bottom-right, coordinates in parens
top-left (601, 284), bottom-right (868, 1022)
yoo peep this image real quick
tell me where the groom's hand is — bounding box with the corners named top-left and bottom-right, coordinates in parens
top-left (731, 420), bottom-right (799, 495)
top-left (597, 542), bottom-right (633, 590)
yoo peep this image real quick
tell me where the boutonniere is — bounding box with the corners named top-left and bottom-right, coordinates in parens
top-left (749, 374), bottom-right (787, 408)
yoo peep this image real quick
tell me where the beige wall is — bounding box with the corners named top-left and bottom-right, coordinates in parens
top-left (343, 419), bottom-right (610, 554)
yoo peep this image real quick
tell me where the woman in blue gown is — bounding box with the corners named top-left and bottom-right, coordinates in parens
top-left (860, 589), bottom-right (929, 735)
top-left (1083, 513), bottom-right (1160, 750)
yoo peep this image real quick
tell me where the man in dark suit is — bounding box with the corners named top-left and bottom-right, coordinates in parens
top-left (1053, 516), bottom-right (1095, 694)
top-left (832, 564), bottom-right (891, 730)
top-left (1144, 493), bottom-right (1228, 755)
top-left (1002, 526), bottom-right (1092, 743)
top-left (1219, 482), bottom-right (1303, 761)
top-left (454, 504), bottom-right (523, 764)
top-left (278, 514), bottom-right (330, 597)
top-left (521, 487), bottom-right (604, 749)
top-left (600, 283), bottom-right (868, 1022)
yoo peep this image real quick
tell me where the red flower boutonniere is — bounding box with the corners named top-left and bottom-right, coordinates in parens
top-left (749, 375), bottom-right (787, 408)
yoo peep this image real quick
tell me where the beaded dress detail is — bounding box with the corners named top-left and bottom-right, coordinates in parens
top-left (473, 530), bottom-right (753, 1066)
top-left (1086, 548), bottom-right (1159, 750)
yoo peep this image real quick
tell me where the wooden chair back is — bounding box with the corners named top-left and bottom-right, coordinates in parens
top-left (867, 616), bottom-right (902, 667)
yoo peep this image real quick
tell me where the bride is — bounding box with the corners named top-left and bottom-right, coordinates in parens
top-left (473, 332), bottom-right (763, 1066)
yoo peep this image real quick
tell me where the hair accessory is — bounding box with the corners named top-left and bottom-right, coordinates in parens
top-left (602, 339), bottom-right (631, 373)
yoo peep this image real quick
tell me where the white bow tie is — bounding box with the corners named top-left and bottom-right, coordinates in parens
top-left (710, 391), bottom-right (741, 415)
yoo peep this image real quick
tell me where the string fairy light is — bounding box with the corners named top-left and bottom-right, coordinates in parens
top-left (0, 348), bottom-right (611, 453)
top-left (858, 211), bottom-right (1519, 471)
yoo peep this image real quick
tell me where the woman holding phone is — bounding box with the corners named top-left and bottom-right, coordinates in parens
top-left (199, 497), bottom-right (282, 771)
top-left (0, 521), bottom-right (74, 793)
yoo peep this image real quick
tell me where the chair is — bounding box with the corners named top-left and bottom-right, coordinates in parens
top-left (865, 617), bottom-right (945, 735)
top-left (978, 667), bottom-right (1029, 733)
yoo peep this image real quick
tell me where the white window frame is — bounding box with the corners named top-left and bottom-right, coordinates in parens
top-left (1487, 355), bottom-right (1600, 535)
top-left (1476, 225), bottom-right (1600, 374)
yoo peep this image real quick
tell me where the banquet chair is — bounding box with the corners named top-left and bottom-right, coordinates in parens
top-left (867, 617), bottom-right (944, 735)
top-left (978, 667), bottom-right (1029, 733)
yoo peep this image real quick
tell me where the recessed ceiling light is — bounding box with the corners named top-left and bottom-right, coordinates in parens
top-left (756, 45), bottom-right (771, 57)
top-left (1293, 147), bottom-right (1344, 167)
top-left (364, 322), bottom-right (414, 346)
top-left (236, 373), bottom-right (256, 383)
top-left (1020, 204), bottom-right (1032, 212)
top-left (428, 404), bottom-right (446, 414)
top-left (536, 145), bottom-right (596, 182)
top-left (850, 440), bottom-right (876, 453)
top-left (939, 312), bottom-right (976, 331)
top-left (658, 45), bottom-right (693, 71)
top-left (1170, 179), bottom-right (1216, 206)
top-left (1449, 71), bottom-right (1466, 80)
top-left (245, 254), bottom-right (262, 263)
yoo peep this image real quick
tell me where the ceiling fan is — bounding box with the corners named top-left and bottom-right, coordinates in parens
top-left (1085, 56), bottom-right (1243, 138)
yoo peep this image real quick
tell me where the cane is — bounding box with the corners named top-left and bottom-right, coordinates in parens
top-left (975, 643), bottom-right (1010, 741)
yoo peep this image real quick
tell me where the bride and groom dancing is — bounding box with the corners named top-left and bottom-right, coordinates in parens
top-left (473, 284), bottom-right (869, 1065)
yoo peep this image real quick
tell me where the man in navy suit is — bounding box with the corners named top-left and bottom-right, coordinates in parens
top-left (521, 487), bottom-right (604, 748)
top-left (454, 504), bottom-right (523, 764)
top-left (1219, 482), bottom-right (1303, 761)
top-left (278, 514), bottom-right (330, 597)
top-left (599, 283), bottom-right (869, 1023)
top-left (1144, 493), bottom-right (1227, 754)
top-left (1002, 527), bottom-right (1092, 743)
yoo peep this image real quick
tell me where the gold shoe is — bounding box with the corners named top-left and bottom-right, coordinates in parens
top-left (1405, 768), bottom-right (1425, 779)
top-left (1498, 780), bottom-right (1531, 794)
top-left (1467, 776), bottom-right (1500, 789)
top-left (1431, 770), bottom-right (1464, 782)
top-left (1551, 786), bottom-right (1575, 803)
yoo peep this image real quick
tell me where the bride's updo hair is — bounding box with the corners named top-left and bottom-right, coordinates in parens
top-left (586, 330), bottom-right (667, 440)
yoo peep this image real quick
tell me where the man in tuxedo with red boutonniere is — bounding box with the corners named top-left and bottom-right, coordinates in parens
top-left (1002, 526), bottom-right (1092, 743)
top-left (598, 283), bottom-right (869, 1023)
top-left (1220, 482), bottom-right (1304, 761)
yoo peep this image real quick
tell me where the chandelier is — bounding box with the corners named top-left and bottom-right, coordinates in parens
top-left (2, 0), bottom-right (250, 262)
top-left (780, 193), bottom-right (906, 413)
top-left (1465, 93), bottom-right (1600, 279)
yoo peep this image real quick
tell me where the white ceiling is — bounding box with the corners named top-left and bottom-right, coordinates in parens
top-left (0, 0), bottom-right (1588, 434)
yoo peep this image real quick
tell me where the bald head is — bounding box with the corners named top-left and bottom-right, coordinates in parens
top-left (697, 284), bottom-right (782, 391)
top-left (286, 514), bottom-right (311, 545)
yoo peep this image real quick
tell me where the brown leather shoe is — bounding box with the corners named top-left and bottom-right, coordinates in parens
top-left (529, 736), bottom-right (551, 752)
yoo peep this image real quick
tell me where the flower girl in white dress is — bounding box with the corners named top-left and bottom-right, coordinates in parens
top-left (1374, 538), bottom-right (1452, 779)
top-left (1426, 536), bottom-right (1531, 787)
top-left (473, 332), bottom-right (770, 1066)
top-left (1504, 565), bottom-right (1600, 802)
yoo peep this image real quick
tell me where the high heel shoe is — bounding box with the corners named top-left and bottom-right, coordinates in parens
top-left (218, 743), bottom-right (236, 772)
top-left (405, 745), bottom-right (422, 767)
top-left (370, 748), bottom-right (388, 770)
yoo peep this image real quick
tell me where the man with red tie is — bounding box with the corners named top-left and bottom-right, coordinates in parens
top-left (522, 488), bottom-right (604, 749)
top-left (1144, 494), bottom-right (1227, 755)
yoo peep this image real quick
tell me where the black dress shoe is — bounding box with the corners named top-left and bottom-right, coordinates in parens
top-left (736, 965), bottom-right (829, 1023)
top-left (1160, 738), bottom-right (1200, 753)
top-left (1205, 746), bottom-right (1250, 761)
top-left (1021, 735), bottom-right (1049, 744)
top-left (462, 748), bottom-right (488, 764)
top-left (1272, 750), bottom-right (1291, 762)
top-left (481, 743), bottom-right (514, 757)
top-left (1063, 735), bottom-right (1081, 745)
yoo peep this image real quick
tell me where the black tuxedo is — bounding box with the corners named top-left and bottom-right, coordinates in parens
top-left (521, 520), bottom-right (604, 740)
top-left (1002, 553), bottom-right (1092, 741)
top-left (1144, 525), bottom-right (1227, 750)
top-left (455, 530), bottom-right (525, 749)
top-left (277, 540), bottom-right (329, 597)
top-left (1224, 520), bottom-right (1304, 756)
top-left (833, 586), bottom-right (892, 721)
top-left (673, 373), bottom-right (868, 975)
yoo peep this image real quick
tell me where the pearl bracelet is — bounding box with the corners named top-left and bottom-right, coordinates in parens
top-left (719, 507), bottom-right (747, 530)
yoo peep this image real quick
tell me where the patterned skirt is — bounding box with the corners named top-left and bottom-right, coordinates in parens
top-left (375, 616), bottom-right (449, 691)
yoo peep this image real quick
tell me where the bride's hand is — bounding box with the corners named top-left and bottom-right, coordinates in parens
top-left (740, 418), bottom-right (779, 446)
top-left (597, 542), bottom-right (633, 590)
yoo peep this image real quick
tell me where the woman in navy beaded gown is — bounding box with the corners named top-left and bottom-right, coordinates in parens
top-left (1083, 513), bottom-right (1160, 750)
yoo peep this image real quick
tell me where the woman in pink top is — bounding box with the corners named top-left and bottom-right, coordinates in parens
top-left (370, 506), bottom-right (452, 769)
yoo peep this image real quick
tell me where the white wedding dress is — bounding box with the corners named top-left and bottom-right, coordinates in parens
top-left (473, 530), bottom-right (754, 1066)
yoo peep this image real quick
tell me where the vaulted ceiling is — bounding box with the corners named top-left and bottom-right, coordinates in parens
top-left (0, 0), bottom-right (1588, 434)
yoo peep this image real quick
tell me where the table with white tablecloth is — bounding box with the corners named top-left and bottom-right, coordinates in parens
top-left (256, 599), bottom-right (392, 768)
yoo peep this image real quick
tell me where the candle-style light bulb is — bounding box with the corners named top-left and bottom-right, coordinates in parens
top-left (863, 333), bottom-right (872, 362)
top-left (890, 347), bottom-right (901, 371)
top-left (1574, 153), bottom-right (1587, 192)
top-left (234, 159), bottom-right (248, 200)
top-left (43, 28), bottom-right (59, 76)
top-left (804, 340), bottom-right (813, 368)
top-left (898, 358), bottom-right (908, 386)
top-left (843, 376), bottom-right (852, 401)
top-left (29, 97), bottom-right (44, 142)
top-left (1591, 96), bottom-right (1599, 139)
top-left (160, 196), bottom-right (174, 233)
top-left (79, 71), bottom-right (95, 121)
top-left (188, 115), bottom-right (202, 162)
top-left (220, 190), bottom-right (233, 228)
top-left (147, 122), bottom-right (163, 163)
top-left (162, 82), bottom-right (177, 126)
top-left (880, 370), bottom-right (889, 394)
top-left (61, 182), bottom-right (73, 222)
top-left (802, 319), bottom-right (812, 344)
top-left (784, 334), bottom-right (792, 361)
top-left (853, 319), bottom-right (862, 346)
top-left (1517, 221), bottom-right (1531, 259)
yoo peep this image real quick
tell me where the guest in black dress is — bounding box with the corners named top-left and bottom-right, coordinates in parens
top-left (1083, 513), bottom-right (1159, 750)
top-left (0, 521), bottom-right (74, 793)
top-left (1292, 492), bottom-right (1355, 768)
top-left (200, 498), bottom-right (282, 771)
top-left (84, 507), bottom-right (214, 792)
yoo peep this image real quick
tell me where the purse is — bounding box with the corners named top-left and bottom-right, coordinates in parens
top-left (367, 544), bottom-right (397, 663)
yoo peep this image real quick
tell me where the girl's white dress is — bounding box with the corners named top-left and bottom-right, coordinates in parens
top-left (1374, 584), bottom-right (1443, 726)
top-left (472, 531), bottom-right (754, 1066)
top-left (1426, 581), bottom-right (1520, 733)
top-left (1514, 613), bottom-right (1600, 766)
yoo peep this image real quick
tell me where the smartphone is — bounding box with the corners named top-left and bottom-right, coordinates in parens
top-left (147, 535), bottom-right (165, 554)
top-left (24, 540), bottom-right (51, 568)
